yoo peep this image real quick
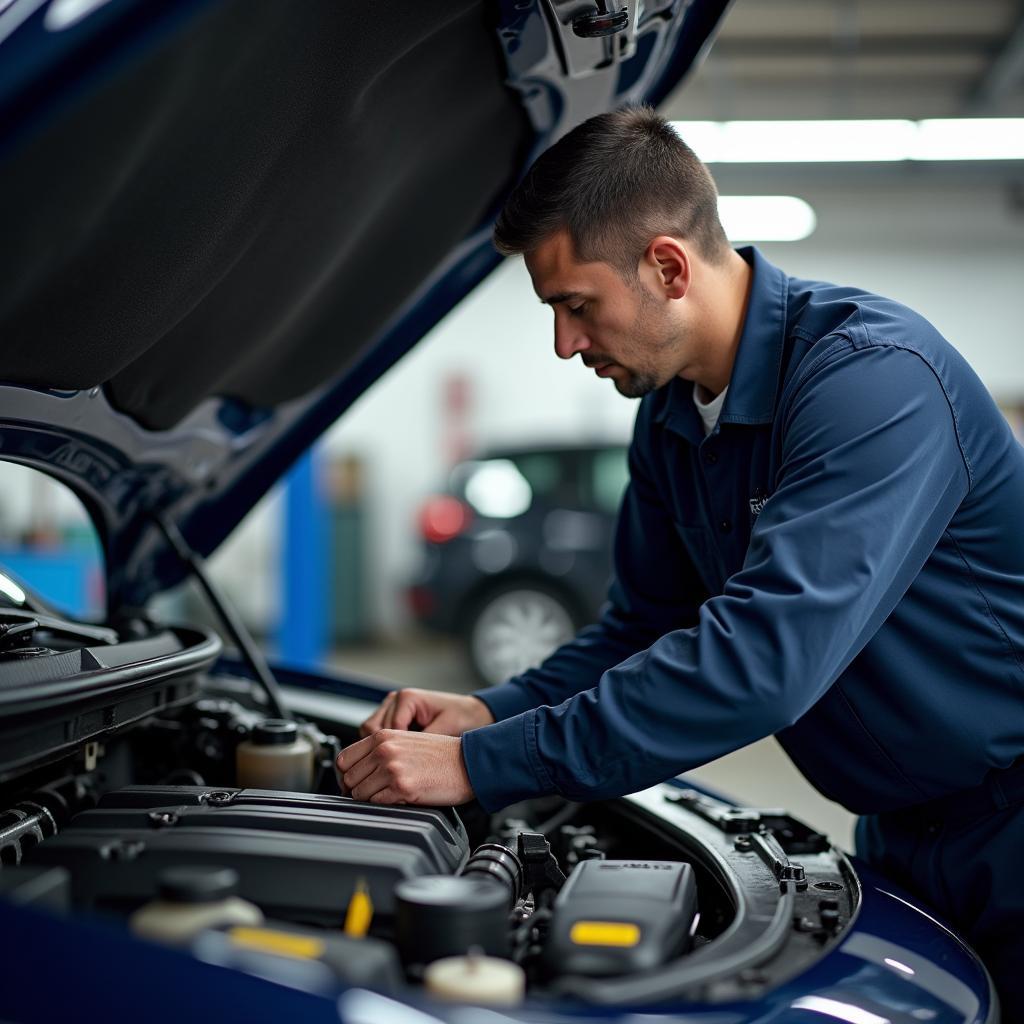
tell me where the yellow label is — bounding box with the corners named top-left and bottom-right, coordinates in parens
top-left (228, 926), bottom-right (325, 960)
top-left (569, 921), bottom-right (641, 947)
top-left (344, 878), bottom-right (374, 939)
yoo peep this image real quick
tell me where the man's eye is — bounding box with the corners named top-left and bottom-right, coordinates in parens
top-left (568, 304), bottom-right (586, 316)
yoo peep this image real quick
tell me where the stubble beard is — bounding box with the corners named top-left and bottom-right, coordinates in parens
top-left (613, 289), bottom-right (683, 399)
top-left (614, 368), bottom-right (660, 399)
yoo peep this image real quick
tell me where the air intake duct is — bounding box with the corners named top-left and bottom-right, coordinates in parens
top-left (459, 843), bottom-right (523, 908)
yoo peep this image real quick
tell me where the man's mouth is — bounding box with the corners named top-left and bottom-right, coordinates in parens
top-left (583, 357), bottom-right (616, 376)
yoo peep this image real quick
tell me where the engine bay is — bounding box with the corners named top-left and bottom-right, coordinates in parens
top-left (0, 615), bottom-right (858, 1008)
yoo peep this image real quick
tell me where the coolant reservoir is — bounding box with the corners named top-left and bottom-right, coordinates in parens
top-left (236, 719), bottom-right (315, 791)
top-left (130, 866), bottom-right (262, 945)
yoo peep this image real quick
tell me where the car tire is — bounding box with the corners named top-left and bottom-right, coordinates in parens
top-left (465, 582), bottom-right (579, 687)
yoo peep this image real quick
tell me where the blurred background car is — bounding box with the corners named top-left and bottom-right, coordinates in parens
top-left (407, 443), bottom-right (629, 684)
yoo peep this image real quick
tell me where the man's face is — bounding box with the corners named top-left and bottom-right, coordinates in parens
top-left (525, 230), bottom-right (689, 398)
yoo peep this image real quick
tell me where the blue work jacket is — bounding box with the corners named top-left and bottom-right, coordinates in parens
top-left (461, 246), bottom-right (1024, 814)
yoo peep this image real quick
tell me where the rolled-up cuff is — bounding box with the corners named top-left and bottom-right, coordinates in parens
top-left (461, 711), bottom-right (554, 812)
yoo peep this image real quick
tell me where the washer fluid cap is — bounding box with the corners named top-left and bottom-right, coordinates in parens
top-left (158, 866), bottom-right (239, 904)
top-left (252, 719), bottom-right (299, 745)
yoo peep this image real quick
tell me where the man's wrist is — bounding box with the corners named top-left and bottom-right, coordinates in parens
top-left (455, 736), bottom-right (475, 803)
top-left (469, 695), bottom-right (496, 726)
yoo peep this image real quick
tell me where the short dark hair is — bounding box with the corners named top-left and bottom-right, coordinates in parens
top-left (493, 106), bottom-right (729, 277)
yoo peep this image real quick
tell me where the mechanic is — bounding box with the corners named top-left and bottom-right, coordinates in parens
top-left (338, 107), bottom-right (1024, 1011)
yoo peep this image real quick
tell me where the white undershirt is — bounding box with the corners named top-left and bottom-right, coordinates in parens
top-left (693, 384), bottom-right (728, 436)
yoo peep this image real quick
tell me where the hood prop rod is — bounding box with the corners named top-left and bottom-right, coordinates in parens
top-left (155, 514), bottom-right (287, 719)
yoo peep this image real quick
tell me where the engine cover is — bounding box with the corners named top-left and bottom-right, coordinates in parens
top-left (28, 786), bottom-right (468, 925)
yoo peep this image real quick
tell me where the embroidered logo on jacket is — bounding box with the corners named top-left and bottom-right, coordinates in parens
top-left (749, 492), bottom-right (769, 518)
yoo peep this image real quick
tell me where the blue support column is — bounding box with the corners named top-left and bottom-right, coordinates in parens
top-left (278, 448), bottom-right (329, 669)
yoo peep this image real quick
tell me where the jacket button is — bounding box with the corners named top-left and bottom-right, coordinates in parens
top-left (704, 450), bottom-right (718, 464)
top-left (719, 519), bottom-right (732, 533)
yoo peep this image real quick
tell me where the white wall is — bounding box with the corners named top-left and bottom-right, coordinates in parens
top-left (742, 177), bottom-right (1024, 396)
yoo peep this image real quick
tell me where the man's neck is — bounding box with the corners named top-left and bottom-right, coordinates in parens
top-left (694, 381), bottom-right (718, 404)
top-left (690, 250), bottom-right (753, 398)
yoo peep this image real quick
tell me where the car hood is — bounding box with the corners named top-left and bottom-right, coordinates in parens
top-left (0, 0), bottom-right (728, 614)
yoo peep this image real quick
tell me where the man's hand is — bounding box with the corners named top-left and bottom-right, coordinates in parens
top-left (359, 688), bottom-right (494, 738)
top-left (337, 730), bottom-right (474, 806)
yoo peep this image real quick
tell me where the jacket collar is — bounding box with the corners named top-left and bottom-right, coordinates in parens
top-left (655, 246), bottom-right (789, 439)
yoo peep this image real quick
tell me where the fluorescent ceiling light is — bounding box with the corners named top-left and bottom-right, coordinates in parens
top-left (915, 119), bottom-right (1024, 161)
top-left (717, 195), bottom-right (816, 242)
top-left (672, 119), bottom-right (1024, 163)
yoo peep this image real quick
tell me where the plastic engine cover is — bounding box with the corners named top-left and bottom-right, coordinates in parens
top-left (28, 786), bottom-right (469, 925)
top-left (544, 860), bottom-right (698, 977)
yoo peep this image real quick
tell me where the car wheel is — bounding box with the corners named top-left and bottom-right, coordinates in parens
top-left (466, 584), bottom-right (578, 686)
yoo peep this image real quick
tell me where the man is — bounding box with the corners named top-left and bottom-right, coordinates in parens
top-left (338, 107), bottom-right (1024, 1010)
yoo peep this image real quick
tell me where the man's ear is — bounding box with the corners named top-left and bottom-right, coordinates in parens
top-left (643, 236), bottom-right (691, 300)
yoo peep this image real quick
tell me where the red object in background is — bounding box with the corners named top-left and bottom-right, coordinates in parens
top-left (418, 496), bottom-right (471, 544)
top-left (21, 526), bottom-right (61, 548)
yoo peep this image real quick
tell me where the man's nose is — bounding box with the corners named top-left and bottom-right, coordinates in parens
top-left (553, 316), bottom-right (590, 361)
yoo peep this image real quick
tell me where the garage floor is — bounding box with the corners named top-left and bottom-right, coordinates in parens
top-left (330, 636), bottom-right (857, 852)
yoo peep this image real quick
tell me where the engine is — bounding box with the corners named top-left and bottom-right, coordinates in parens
top-left (0, 685), bottom-right (707, 1000)
top-left (0, 622), bottom-right (854, 1008)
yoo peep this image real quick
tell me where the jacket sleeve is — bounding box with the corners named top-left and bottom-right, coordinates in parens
top-left (470, 399), bottom-right (709, 723)
top-left (462, 341), bottom-right (971, 810)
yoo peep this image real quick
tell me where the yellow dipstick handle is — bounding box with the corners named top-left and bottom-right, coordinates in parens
top-left (344, 878), bottom-right (374, 938)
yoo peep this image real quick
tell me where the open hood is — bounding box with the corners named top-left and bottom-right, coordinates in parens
top-left (0, 0), bottom-right (729, 614)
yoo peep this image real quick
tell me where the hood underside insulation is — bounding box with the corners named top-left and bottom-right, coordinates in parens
top-left (1, 0), bottom-right (529, 429)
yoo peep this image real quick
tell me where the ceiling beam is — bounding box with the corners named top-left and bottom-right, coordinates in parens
top-left (715, 0), bottom-right (1011, 39)
top-left (968, 6), bottom-right (1024, 110)
top-left (712, 38), bottom-right (991, 59)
